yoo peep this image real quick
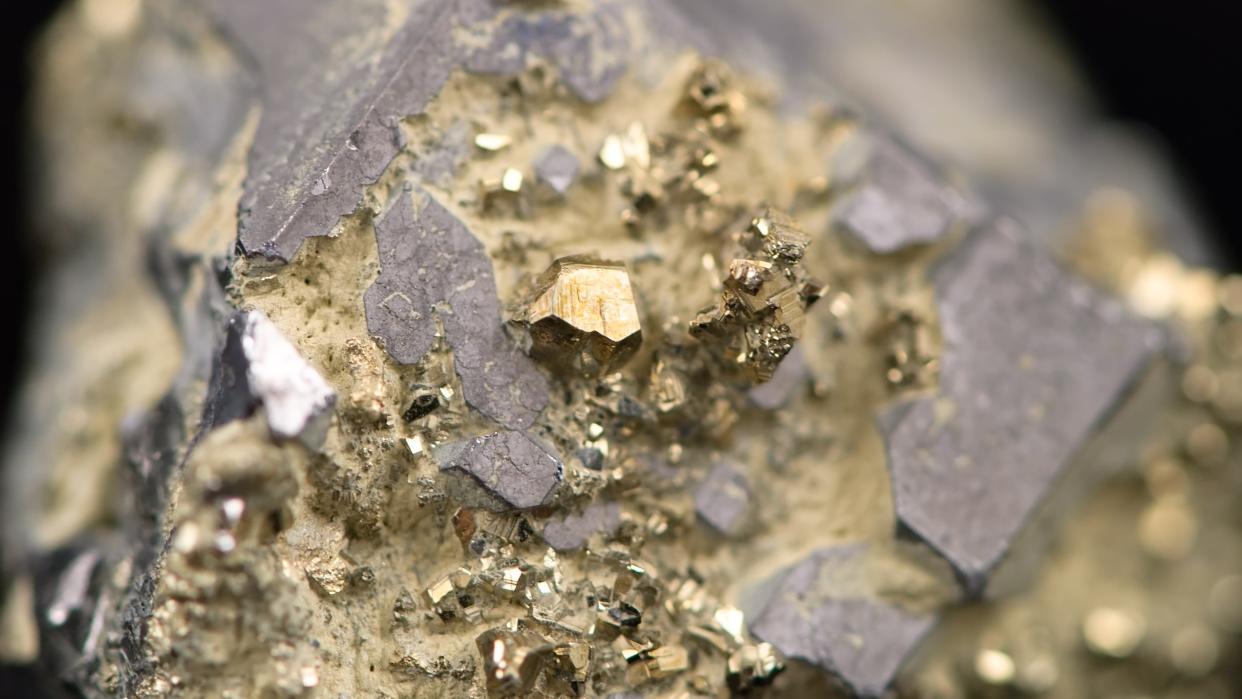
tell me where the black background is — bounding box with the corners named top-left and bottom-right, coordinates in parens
top-left (1, 0), bottom-right (1240, 694)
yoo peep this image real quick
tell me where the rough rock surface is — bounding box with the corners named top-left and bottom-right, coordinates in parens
top-left (3, 1), bottom-right (1231, 698)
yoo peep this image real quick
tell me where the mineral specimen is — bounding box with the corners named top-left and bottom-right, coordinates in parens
top-left (694, 462), bottom-right (752, 536)
top-left (533, 145), bottom-right (580, 197)
top-left (746, 544), bottom-right (940, 698)
top-left (364, 190), bottom-right (548, 430)
top-left (835, 135), bottom-right (974, 254)
top-left (691, 209), bottom-right (823, 382)
top-left (6, 1), bottom-right (1236, 698)
top-left (541, 501), bottom-right (621, 552)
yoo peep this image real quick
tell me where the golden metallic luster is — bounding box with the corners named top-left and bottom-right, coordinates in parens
top-left (748, 208), bottom-right (811, 264)
top-left (425, 575), bottom-right (455, 608)
top-left (518, 256), bottom-right (643, 373)
top-left (476, 626), bottom-right (552, 696)
top-left (725, 642), bottom-right (784, 693)
top-left (645, 645), bottom-right (689, 679)
top-left (876, 308), bottom-right (938, 389)
top-left (479, 168), bottom-right (528, 215)
top-left (598, 122), bottom-right (650, 171)
top-left (682, 60), bottom-right (747, 138)
top-left (690, 208), bottom-right (821, 382)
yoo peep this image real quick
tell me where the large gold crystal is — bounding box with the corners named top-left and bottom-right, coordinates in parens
top-left (519, 256), bottom-right (642, 373)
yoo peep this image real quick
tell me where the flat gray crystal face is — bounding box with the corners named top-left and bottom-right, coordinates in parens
top-left (533, 145), bottom-right (581, 196)
top-left (200, 0), bottom-right (481, 262)
top-left (364, 191), bottom-right (549, 430)
top-left (880, 222), bottom-right (1163, 595)
top-left (694, 463), bottom-right (751, 536)
top-left (200, 0), bottom-right (636, 263)
top-left (464, 1), bottom-right (631, 103)
top-left (436, 431), bottom-right (563, 511)
top-left (208, 310), bottom-right (337, 448)
top-left (836, 136), bottom-right (973, 254)
top-left (746, 544), bottom-right (936, 698)
top-left (541, 501), bottom-right (621, 551)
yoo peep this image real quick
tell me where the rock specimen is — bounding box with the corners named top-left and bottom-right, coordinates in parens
top-left (3, 2), bottom-right (1235, 699)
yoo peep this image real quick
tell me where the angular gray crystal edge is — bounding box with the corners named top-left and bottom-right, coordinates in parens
top-left (745, 544), bottom-right (936, 698)
top-left (693, 462), bottom-right (751, 536)
top-left (541, 501), bottom-right (621, 551)
top-left (435, 431), bottom-right (564, 511)
top-left (836, 135), bottom-right (974, 254)
top-left (879, 220), bottom-right (1166, 597)
top-left (364, 190), bottom-right (548, 430)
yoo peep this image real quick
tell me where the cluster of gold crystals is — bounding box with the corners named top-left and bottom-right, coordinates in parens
top-left (690, 209), bottom-right (823, 381)
top-left (681, 60), bottom-right (748, 139)
top-left (515, 256), bottom-right (643, 374)
top-left (594, 63), bottom-right (752, 234)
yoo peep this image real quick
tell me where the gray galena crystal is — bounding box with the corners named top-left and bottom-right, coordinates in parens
top-left (541, 501), bottom-right (621, 551)
top-left (435, 431), bottom-right (564, 511)
top-left (694, 462), bottom-right (752, 536)
top-left (534, 145), bottom-right (581, 196)
top-left (364, 190), bottom-right (549, 431)
top-left (746, 544), bottom-right (937, 699)
top-left (879, 221), bottom-right (1165, 596)
top-left (836, 135), bottom-right (974, 254)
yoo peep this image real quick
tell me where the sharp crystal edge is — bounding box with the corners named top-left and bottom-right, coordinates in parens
top-left (364, 190), bottom-right (549, 430)
top-left (693, 462), bottom-right (752, 536)
top-left (879, 220), bottom-right (1166, 597)
top-left (533, 145), bottom-right (581, 196)
top-left (835, 134), bottom-right (976, 254)
top-left (9, 0), bottom-right (1226, 697)
top-left (541, 501), bottom-right (622, 552)
top-left (746, 544), bottom-right (937, 699)
top-left (435, 431), bottom-right (564, 511)
top-left (200, 0), bottom-right (632, 263)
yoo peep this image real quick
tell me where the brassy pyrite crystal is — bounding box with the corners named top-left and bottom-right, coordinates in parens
top-left (3, 1), bottom-right (1240, 698)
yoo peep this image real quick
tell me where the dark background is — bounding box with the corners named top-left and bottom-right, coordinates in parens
top-left (0, 0), bottom-right (1239, 694)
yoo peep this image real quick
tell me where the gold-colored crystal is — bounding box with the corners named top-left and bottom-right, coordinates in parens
top-left (476, 626), bottom-right (552, 695)
top-left (518, 256), bottom-right (643, 373)
top-left (690, 208), bottom-right (821, 381)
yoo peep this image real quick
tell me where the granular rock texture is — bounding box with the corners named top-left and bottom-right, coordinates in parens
top-left (3, 1), bottom-right (1239, 698)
